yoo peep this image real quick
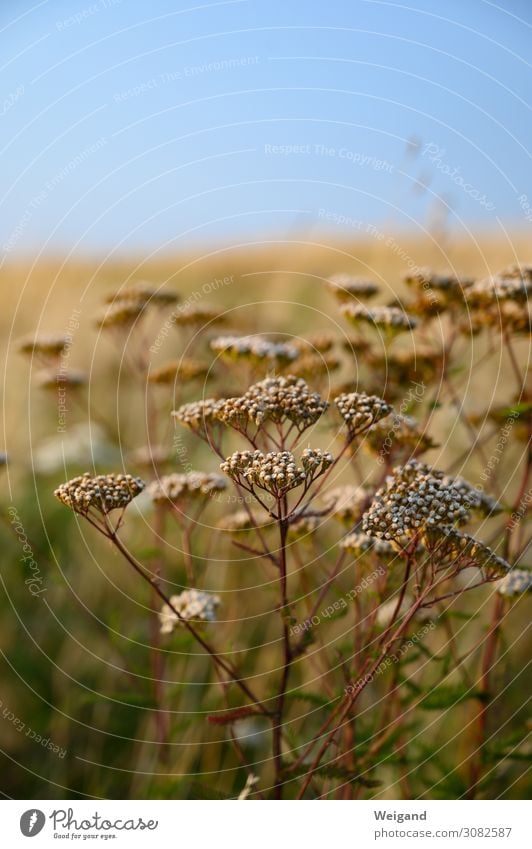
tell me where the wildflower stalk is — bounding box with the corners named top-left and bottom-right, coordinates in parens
top-left (272, 503), bottom-right (292, 798)
top-left (294, 578), bottom-right (437, 798)
top-left (467, 593), bottom-right (506, 798)
top-left (100, 516), bottom-right (271, 716)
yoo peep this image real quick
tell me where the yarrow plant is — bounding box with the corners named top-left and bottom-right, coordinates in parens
top-left (27, 260), bottom-right (529, 800)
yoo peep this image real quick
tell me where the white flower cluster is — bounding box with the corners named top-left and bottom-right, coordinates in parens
top-left (159, 589), bottom-right (221, 634)
top-left (221, 450), bottom-right (306, 496)
top-left (335, 392), bottom-right (392, 434)
top-left (362, 460), bottom-right (470, 541)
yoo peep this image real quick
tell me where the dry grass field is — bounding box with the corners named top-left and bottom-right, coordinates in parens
top-left (0, 232), bottom-right (529, 800)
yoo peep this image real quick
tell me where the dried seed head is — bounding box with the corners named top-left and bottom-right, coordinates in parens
top-left (160, 589), bottom-right (220, 633)
top-left (341, 304), bottom-right (418, 333)
top-left (497, 568), bottom-right (532, 597)
top-left (288, 514), bottom-right (320, 537)
top-left (404, 268), bottom-right (473, 309)
top-left (216, 375), bottom-right (328, 433)
top-left (54, 473), bottom-right (145, 515)
top-left (18, 333), bottom-right (69, 359)
top-left (105, 283), bottom-right (179, 308)
top-left (375, 595), bottom-right (432, 628)
top-left (335, 391), bottom-right (392, 434)
top-left (147, 472), bottom-right (226, 504)
top-left (173, 303), bottom-right (226, 326)
top-left (211, 335), bottom-right (299, 365)
top-left (440, 475), bottom-right (501, 517)
top-left (327, 274), bottom-right (379, 301)
top-left (96, 300), bottom-right (145, 329)
top-left (35, 369), bottom-right (87, 390)
top-left (172, 398), bottom-right (224, 435)
top-left (148, 359), bottom-right (209, 384)
top-left (221, 449), bottom-right (306, 496)
top-left (362, 460), bottom-right (470, 541)
top-left (422, 525), bottom-right (511, 576)
top-left (466, 273), bottom-right (531, 307)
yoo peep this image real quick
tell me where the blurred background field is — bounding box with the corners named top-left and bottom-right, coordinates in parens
top-left (1, 0), bottom-right (531, 801)
top-left (0, 233), bottom-right (530, 799)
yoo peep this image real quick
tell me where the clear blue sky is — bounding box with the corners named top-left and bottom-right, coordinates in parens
top-left (1, 0), bottom-right (531, 257)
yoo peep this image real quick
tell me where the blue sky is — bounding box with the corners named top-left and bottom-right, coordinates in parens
top-left (1, 0), bottom-right (531, 257)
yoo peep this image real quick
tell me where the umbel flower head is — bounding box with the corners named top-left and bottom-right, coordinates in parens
top-left (147, 472), bottom-right (227, 504)
top-left (326, 274), bottom-right (379, 301)
top-left (18, 333), bottom-right (69, 360)
top-left (172, 398), bottom-right (224, 437)
top-left (362, 460), bottom-right (470, 542)
top-left (173, 303), bottom-right (226, 327)
top-left (210, 335), bottom-right (299, 366)
top-left (466, 273), bottom-right (531, 307)
top-left (148, 359), bottom-right (209, 384)
top-left (497, 569), bottom-right (532, 597)
top-left (335, 392), bottom-right (392, 435)
top-left (221, 448), bottom-right (331, 497)
top-left (159, 589), bottom-right (221, 634)
top-left (54, 473), bottom-right (145, 516)
top-left (221, 450), bottom-right (304, 496)
top-left (104, 282), bottom-right (179, 308)
top-left (216, 375), bottom-right (328, 434)
top-left (341, 304), bottom-right (418, 334)
top-left (96, 300), bottom-right (145, 329)
top-left (404, 268), bottom-right (473, 309)
top-left (422, 526), bottom-right (511, 577)
top-left (440, 475), bottom-right (501, 518)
